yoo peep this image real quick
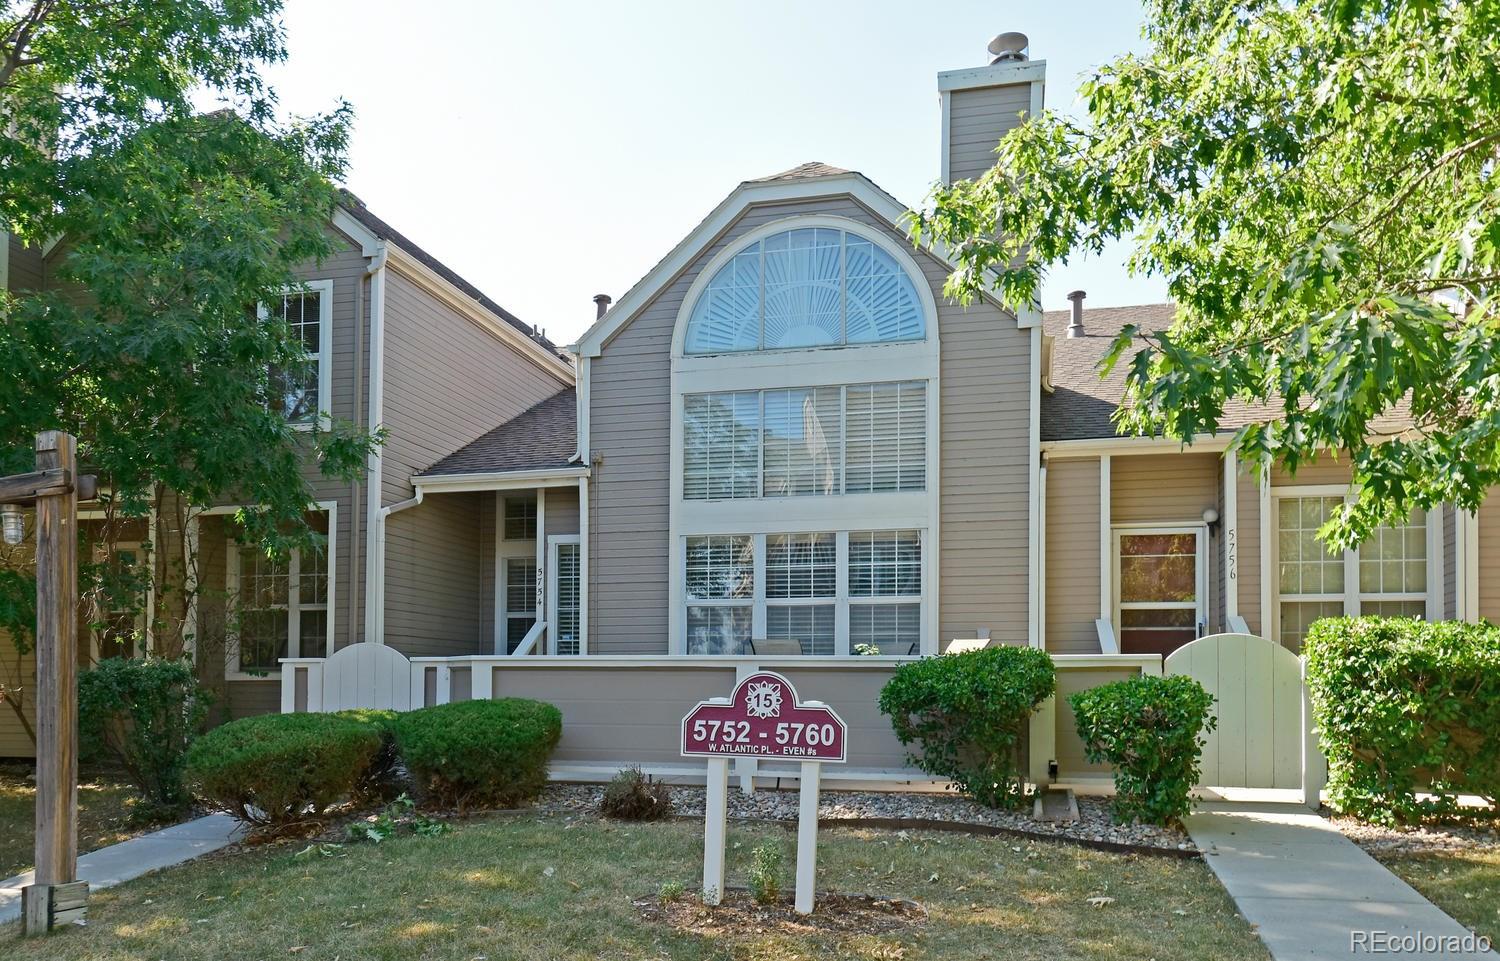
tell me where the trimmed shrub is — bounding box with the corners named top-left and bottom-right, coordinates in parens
top-left (1305, 616), bottom-right (1500, 826)
top-left (184, 712), bottom-right (383, 828)
top-left (78, 657), bottom-right (211, 817)
top-left (599, 767), bottom-right (673, 821)
top-left (335, 709), bottom-right (404, 801)
top-left (878, 646), bottom-right (1055, 809)
top-left (393, 698), bottom-right (562, 811)
top-left (1069, 674), bottom-right (1217, 826)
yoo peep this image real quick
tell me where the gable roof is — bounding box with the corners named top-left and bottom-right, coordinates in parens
top-left (417, 388), bottom-right (577, 477)
top-left (572, 162), bottom-right (1036, 356)
top-left (335, 191), bottom-right (566, 359)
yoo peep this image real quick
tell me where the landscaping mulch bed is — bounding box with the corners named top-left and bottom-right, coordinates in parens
top-left (635, 888), bottom-right (926, 937)
top-left (1330, 813), bottom-right (1500, 856)
top-left (540, 783), bottom-right (1199, 853)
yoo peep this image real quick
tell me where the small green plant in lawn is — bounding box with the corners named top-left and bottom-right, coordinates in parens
top-left (1305, 616), bottom-right (1500, 826)
top-left (878, 646), bottom-right (1055, 809)
top-left (657, 880), bottom-right (686, 903)
top-left (600, 767), bottom-right (673, 821)
top-left (346, 793), bottom-right (450, 844)
top-left (748, 842), bottom-right (784, 904)
top-left (1070, 674), bottom-right (1216, 826)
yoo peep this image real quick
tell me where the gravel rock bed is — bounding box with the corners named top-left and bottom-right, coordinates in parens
top-left (1330, 814), bottom-right (1500, 857)
top-left (538, 783), bottom-right (1196, 852)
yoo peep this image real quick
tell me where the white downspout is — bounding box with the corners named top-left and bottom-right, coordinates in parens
top-left (362, 243), bottom-right (389, 643)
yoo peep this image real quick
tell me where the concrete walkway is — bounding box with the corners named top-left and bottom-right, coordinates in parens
top-left (1186, 802), bottom-right (1495, 960)
top-left (0, 813), bottom-right (242, 926)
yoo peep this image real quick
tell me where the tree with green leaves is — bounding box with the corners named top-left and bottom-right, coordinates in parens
top-left (915, 0), bottom-right (1500, 549)
top-left (0, 1), bottom-right (379, 737)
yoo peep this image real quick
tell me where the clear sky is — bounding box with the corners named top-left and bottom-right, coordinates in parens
top-left (257, 0), bottom-right (1165, 345)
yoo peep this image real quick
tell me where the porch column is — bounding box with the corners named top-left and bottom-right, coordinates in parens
top-left (577, 476), bottom-right (589, 654)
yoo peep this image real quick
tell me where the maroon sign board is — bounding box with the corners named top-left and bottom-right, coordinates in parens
top-left (681, 671), bottom-right (847, 763)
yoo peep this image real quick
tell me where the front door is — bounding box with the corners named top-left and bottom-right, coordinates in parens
top-left (1114, 527), bottom-right (1206, 657)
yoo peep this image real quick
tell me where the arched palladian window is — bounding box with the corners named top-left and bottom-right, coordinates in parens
top-left (684, 227), bottom-right (925, 354)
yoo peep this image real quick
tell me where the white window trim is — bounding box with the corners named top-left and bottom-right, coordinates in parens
top-left (547, 534), bottom-right (583, 655)
top-left (667, 214), bottom-right (941, 655)
top-left (493, 491), bottom-right (542, 654)
top-left (1268, 485), bottom-right (1436, 645)
top-left (261, 279), bottom-right (334, 432)
top-left (676, 528), bottom-right (929, 657)
top-left (1111, 524), bottom-right (1209, 644)
top-left (225, 499), bottom-right (338, 680)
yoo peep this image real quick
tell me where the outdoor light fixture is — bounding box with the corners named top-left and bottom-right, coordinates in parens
top-left (0, 503), bottom-right (23, 545)
top-left (1202, 507), bottom-right (1220, 527)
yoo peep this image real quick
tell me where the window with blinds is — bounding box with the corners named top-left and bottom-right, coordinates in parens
top-left (553, 544), bottom-right (581, 656)
top-left (682, 381), bottom-right (926, 500)
top-left (845, 382), bottom-right (926, 494)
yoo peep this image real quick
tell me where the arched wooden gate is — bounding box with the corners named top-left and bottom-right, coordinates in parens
top-left (1164, 632), bottom-right (1312, 792)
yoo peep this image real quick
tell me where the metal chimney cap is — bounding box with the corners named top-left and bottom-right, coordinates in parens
top-left (988, 32), bottom-right (1029, 63)
top-left (1066, 289), bottom-right (1087, 302)
top-left (1066, 289), bottom-right (1086, 338)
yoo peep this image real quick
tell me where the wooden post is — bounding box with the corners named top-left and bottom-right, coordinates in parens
top-left (794, 760), bottom-right (821, 915)
top-left (702, 754), bottom-right (729, 905)
top-left (24, 431), bottom-right (83, 935)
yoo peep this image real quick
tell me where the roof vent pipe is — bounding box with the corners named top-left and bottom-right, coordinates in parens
top-left (1066, 289), bottom-right (1086, 338)
top-left (593, 293), bottom-right (612, 320)
top-left (987, 32), bottom-right (1029, 64)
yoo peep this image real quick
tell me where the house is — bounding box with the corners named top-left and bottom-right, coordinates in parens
top-left (0, 195), bottom-right (574, 755)
top-left (8, 36), bottom-right (1498, 787)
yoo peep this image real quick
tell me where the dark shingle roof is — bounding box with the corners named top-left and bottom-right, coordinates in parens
top-left (747, 162), bottom-right (854, 183)
top-left (336, 191), bottom-right (564, 357)
top-left (420, 388), bottom-right (577, 476)
top-left (1041, 303), bottom-right (1414, 442)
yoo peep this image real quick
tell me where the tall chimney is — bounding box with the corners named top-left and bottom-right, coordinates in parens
top-left (1067, 290), bottom-right (1086, 338)
top-left (938, 33), bottom-right (1045, 183)
top-left (593, 293), bottom-right (612, 320)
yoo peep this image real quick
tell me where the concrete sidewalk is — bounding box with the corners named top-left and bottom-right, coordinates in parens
top-left (0, 813), bottom-right (242, 926)
top-left (1186, 802), bottom-right (1495, 960)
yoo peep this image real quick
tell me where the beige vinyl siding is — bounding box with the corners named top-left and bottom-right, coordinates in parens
top-left (1044, 457), bottom-right (1102, 653)
top-left (1236, 467), bottom-right (1263, 635)
top-left (385, 492), bottom-right (490, 657)
top-left (380, 269), bottom-right (569, 506)
top-left (1111, 453), bottom-right (1220, 525)
top-left (1480, 495), bottom-right (1500, 623)
top-left (5, 233), bottom-right (45, 291)
top-left (947, 83), bottom-right (1031, 182)
top-left (1271, 459), bottom-right (1354, 489)
top-left (588, 195), bottom-right (1032, 653)
top-left (544, 486), bottom-right (580, 536)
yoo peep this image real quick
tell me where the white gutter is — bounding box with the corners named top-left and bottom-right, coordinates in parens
top-left (362, 243), bottom-right (389, 643)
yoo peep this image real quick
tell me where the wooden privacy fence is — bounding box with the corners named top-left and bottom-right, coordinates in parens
top-left (280, 645), bottom-right (1166, 790)
top-left (1164, 632), bottom-right (1326, 804)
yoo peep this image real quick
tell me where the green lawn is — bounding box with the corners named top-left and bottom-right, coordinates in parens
top-left (0, 763), bottom-right (143, 879)
top-left (5, 813), bottom-right (1267, 960)
top-left (1380, 850), bottom-right (1500, 943)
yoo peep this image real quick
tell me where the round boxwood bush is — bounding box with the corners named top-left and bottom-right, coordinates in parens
top-left (184, 712), bottom-right (383, 828)
top-left (393, 698), bottom-right (563, 811)
top-left (1069, 674), bottom-right (1216, 826)
top-left (1305, 616), bottom-right (1500, 826)
top-left (599, 767), bottom-right (673, 821)
top-left (878, 646), bottom-right (1055, 809)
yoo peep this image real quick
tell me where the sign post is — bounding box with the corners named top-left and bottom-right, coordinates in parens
top-left (681, 671), bottom-right (847, 914)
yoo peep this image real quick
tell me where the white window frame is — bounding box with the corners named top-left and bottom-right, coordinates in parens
top-left (225, 500), bottom-right (338, 680)
top-left (547, 534), bottom-right (583, 655)
top-left (88, 540), bottom-right (152, 661)
top-left (1111, 524), bottom-right (1209, 644)
top-left (667, 215), bottom-right (941, 655)
top-left (1269, 485), bottom-right (1438, 645)
top-left (260, 279), bottom-right (333, 432)
top-left (676, 528), bottom-right (929, 656)
top-left (493, 492), bottom-right (539, 654)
